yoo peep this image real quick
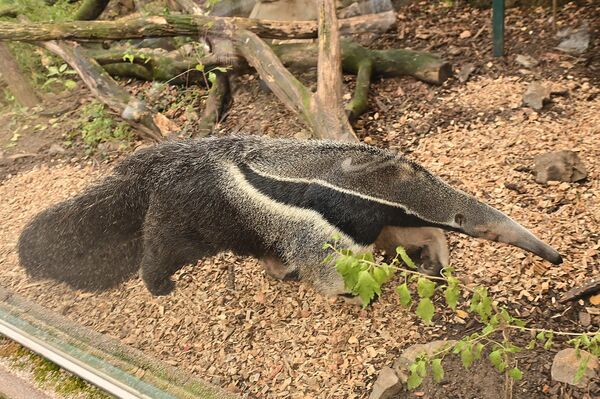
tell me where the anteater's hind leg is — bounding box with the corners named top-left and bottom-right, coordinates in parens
top-left (139, 206), bottom-right (214, 296)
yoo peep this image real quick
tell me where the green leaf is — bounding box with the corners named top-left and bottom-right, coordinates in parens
top-left (396, 283), bottom-right (412, 306)
top-left (416, 298), bottom-right (435, 324)
top-left (574, 354), bottom-right (590, 384)
top-left (372, 267), bottom-right (388, 285)
top-left (353, 270), bottom-right (380, 306)
top-left (415, 359), bottom-right (427, 378)
top-left (207, 71), bottom-right (217, 85)
top-left (526, 340), bottom-right (536, 350)
top-left (195, 63), bottom-right (205, 72)
top-left (474, 343), bottom-right (484, 360)
top-left (431, 358), bottom-right (444, 383)
top-left (335, 256), bottom-right (360, 291)
top-left (417, 278), bottom-right (436, 299)
top-left (460, 344), bottom-right (474, 368)
top-left (536, 331), bottom-right (545, 341)
top-left (213, 66), bottom-right (229, 73)
top-left (122, 53), bottom-right (135, 63)
top-left (396, 246), bottom-right (417, 269)
top-left (489, 350), bottom-right (505, 372)
top-left (406, 371), bottom-right (423, 390)
top-left (544, 332), bottom-right (554, 350)
top-left (444, 281), bottom-right (460, 310)
top-left (64, 80), bottom-right (77, 90)
top-left (59, 63), bottom-right (67, 73)
top-left (508, 367), bottom-right (523, 381)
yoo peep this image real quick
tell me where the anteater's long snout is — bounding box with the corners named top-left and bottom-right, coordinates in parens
top-left (472, 217), bottom-right (563, 265)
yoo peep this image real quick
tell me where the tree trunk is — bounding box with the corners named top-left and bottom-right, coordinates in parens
top-left (313, 0), bottom-right (355, 141)
top-left (0, 43), bottom-right (40, 108)
top-left (0, 11), bottom-right (396, 42)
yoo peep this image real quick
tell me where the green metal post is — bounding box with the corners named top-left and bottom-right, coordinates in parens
top-left (492, 0), bottom-right (505, 57)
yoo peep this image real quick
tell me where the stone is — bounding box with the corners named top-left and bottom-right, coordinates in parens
top-left (393, 340), bottom-right (457, 383)
top-left (551, 349), bottom-right (598, 388)
top-left (556, 24), bottom-right (590, 55)
top-left (523, 81), bottom-right (551, 111)
top-left (47, 143), bottom-right (66, 155)
top-left (369, 366), bottom-right (402, 399)
top-left (515, 54), bottom-right (538, 69)
top-left (533, 150), bottom-right (587, 184)
top-left (457, 63), bottom-right (475, 83)
top-left (250, 0), bottom-right (318, 21)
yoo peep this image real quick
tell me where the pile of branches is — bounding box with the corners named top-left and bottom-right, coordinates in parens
top-left (0, 0), bottom-right (452, 143)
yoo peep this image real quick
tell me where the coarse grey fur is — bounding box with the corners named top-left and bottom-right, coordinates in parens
top-left (18, 136), bottom-right (562, 298)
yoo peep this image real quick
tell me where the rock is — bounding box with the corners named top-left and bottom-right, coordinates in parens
top-left (457, 63), bottom-right (475, 83)
top-left (523, 81), bottom-right (551, 111)
top-left (47, 144), bottom-right (66, 155)
top-left (551, 349), bottom-right (598, 388)
top-left (459, 30), bottom-right (472, 39)
top-left (533, 150), bottom-right (587, 184)
top-left (393, 340), bottom-right (457, 382)
top-left (250, 0), bottom-right (317, 21)
top-left (515, 54), bottom-right (538, 69)
top-left (578, 311), bottom-right (591, 327)
top-left (369, 366), bottom-right (402, 399)
top-left (556, 24), bottom-right (590, 55)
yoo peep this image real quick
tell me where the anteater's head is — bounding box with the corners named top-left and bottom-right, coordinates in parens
top-left (341, 152), bottom-right (563, 266)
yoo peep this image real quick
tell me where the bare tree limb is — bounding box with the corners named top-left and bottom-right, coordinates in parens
top-left (197, 71), bottom-right (232, 136)
top-left (41, 40), bottom-right (163, 142)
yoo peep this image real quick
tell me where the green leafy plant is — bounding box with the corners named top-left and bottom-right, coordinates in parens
top-left (324, 239), bottom-right (600, 394)
top-left (42, 62), bottom-right (78, 91)
top-left (69, 101), bottom-right (133, 154)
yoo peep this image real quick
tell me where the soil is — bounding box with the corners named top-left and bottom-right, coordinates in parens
top-left (0, 2), bottom-right (599, 399)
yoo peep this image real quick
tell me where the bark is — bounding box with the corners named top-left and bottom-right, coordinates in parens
top-left (559, 276), bottom-right (600, 303)
top-left (197, 71), bottom-right (232, 136)
top-left (41, 40), bottom-right (163, 142)
top-left (313, 0), bottom-right (355, 142)
top-left (0, 11), bottom-right (396, 42)
top-left (0, 43), bottom-right (40, 108)
top-left (74, 0), bottom-right (111, 21)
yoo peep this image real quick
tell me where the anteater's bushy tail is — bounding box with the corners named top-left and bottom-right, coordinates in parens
top-left (18, 174), bottom-right (148, 291)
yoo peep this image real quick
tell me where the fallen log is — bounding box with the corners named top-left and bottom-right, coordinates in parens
top-left (0, 11), bottom-right (396, 42)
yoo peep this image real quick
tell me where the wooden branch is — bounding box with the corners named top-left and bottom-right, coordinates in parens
top-left (197, 71), bottom-right (232, 136)
top-left (274, 40), bottom-right (452, 85)
top-left (233, 29), bottom-right (310, 116)
top-left (41, 40), bottom-right (163, 142)
top-left (74, 0), bottom-right (111, 21)
top-left (345, 58), bottom-right (372, 121)
top-left (560, 276), bottom-right (600, 303)
top-left (0, 43), bottom-right (40, 108)
top-left (0, 11), bottom-right (396, 42)
top-left (0, 5), bottom-right (18, 18)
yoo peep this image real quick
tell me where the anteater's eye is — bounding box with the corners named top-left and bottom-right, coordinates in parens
top-left (455, 213), bottom-right (465, 226)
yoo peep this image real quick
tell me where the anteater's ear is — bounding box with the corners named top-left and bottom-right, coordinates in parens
top-left (339, 156), bottom-right (398, 175)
